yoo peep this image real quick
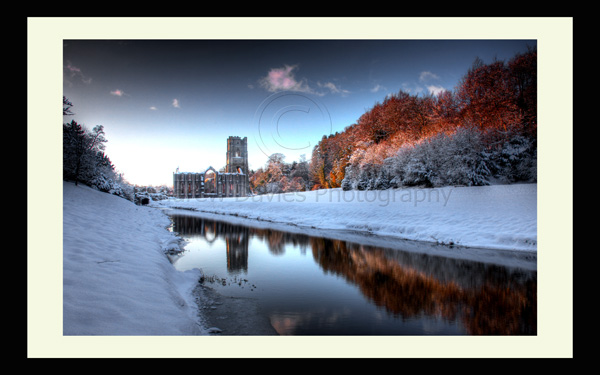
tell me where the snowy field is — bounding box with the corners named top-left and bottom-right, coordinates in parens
top-left (60, 181), bottom-right (536, 337)
top-left (62, 181), bottom-right (206, 335)
top-left (157, 183), bottom-right (538, 252)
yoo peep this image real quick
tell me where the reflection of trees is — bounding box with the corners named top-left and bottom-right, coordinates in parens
top-left (250, 228), bottom-right (311, 256)
top-left (171, 215), bottom-right (536, 335)
top-left (309, 237), bottom-right (536, 335)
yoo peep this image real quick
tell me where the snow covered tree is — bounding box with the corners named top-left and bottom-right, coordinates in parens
top-left (62, 98), bottom-right (136, 200)
top-left (383, 127), bottom-right (493, 188)
top-left (286, 176), bottom-right (305, 192)
top-left (249, 153), bottom-right (312, 194)
top-left (432, 127), bottom-right (491, 186)
top-left (63, 120), bottom-right (113, 188)
top-left (63, 96), bottom-right (74, 116)
top-left (341, 175), bottom-right (352, 191)
top-left (488, 133), bottom-right (537, 183)
top-left (289, 154), bottom-right (310, 191)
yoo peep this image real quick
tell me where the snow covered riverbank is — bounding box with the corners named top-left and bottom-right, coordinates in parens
top-left (60, 181), bottom-right (536, 337)
top-left (62, 181), bottom-right (206, 335)
top-left (157, 183), bottom-right (537, 252)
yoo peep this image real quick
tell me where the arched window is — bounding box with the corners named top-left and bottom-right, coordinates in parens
top-left (204, 168), bottom-right (217, 195)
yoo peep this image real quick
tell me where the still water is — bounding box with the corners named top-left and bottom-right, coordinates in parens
top-left (167, 212), bottom-right (537, 336)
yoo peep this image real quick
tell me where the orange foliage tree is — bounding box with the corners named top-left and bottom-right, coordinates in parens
top-left (308, 48), bottom-right (537, 190)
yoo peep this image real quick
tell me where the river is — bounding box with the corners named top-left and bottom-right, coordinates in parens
top-left (165, 210), bottom-right (537, 336)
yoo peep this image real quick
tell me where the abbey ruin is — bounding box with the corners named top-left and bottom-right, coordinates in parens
top-left (173, 136), bottom-right (250, 198)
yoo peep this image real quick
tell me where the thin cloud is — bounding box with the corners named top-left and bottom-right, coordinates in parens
top-left (149, 106), bottom-right (157, 111)
top-left (419, 71), bottom-right (440, 82)
top-left (63, 61), bottom-right (92, 86)
top-left (318, 81), bottom-right (350, 96)
top-left (370, 84), bottom-right (386, 93)
top-left (172, 99), bottom-right (180, 108)
top-left (402, 72), bottom-right (447, 96)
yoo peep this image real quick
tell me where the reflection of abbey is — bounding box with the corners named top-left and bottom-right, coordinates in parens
top-left (173, 136), bottom-right (249, 198)
top-left (171, 215), bottom-right (249, 273)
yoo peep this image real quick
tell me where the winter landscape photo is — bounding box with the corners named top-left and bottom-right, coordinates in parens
top-left (27, 18), bottom-right (573, 358)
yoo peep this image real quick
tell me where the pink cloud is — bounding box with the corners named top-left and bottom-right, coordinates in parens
top-left (66, 63), bottom-right (81, 73)
top-left (63, 61), bottom-right (91, 85)
top-left (267, 66), bottom-right (297, 90)
top-left (260, 65), bottom-right (311, 93)
top-left (110, 89), bottom-right (124, 96)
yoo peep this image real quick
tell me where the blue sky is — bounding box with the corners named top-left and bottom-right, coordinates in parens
top-left (63, 39), bottom-right (535, 186)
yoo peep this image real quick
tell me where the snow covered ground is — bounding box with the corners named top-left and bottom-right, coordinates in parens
top-left (62, 181), bottom-right (206, 335)
top-left (60, 181), bottom-right (536, 337)
top-left (157, 183), bottom-right (537, 252)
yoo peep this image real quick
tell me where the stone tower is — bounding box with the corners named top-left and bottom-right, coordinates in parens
top-left (226, 136), bottom-right (249, 175)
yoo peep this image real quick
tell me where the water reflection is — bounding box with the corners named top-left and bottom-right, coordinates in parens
top-left (170, 213), bottom-right (536, 335)
top-left (172, 214), bottom-right (250, 273)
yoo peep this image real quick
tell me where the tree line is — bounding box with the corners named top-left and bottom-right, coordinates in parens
top-left (63, 96), bottom-right (140, 201)
top-left (297, 47), bottom-right (537, 191)
top-left (249, 153), bottom-right (311, 194)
